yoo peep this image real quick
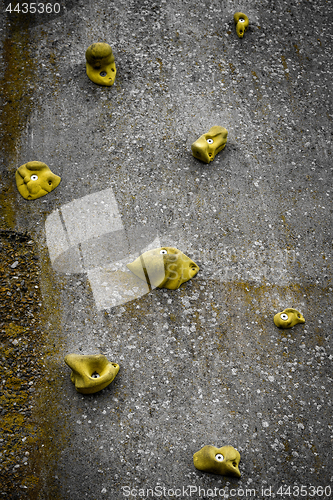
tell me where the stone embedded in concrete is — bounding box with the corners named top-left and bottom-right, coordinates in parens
top-left (193, 445), bottom-right (241, 477)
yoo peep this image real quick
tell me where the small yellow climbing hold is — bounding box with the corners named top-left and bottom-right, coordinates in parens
top-left (15, 161), bottom-right (61, 200)
top-left (193, 445), bottom-right (241, 477)
top-left (273, 308), bottom-right (305, 329)
top-left (234, 12), bottom-right (249, 38)
top-left (86, 43), bottom-right (116, 86)
top-left (64, 354), bottom-right (119, 394)
top-left (127, 247), bottom-right (199, 290)
top-left (191, 126), bottom-right (228, 163)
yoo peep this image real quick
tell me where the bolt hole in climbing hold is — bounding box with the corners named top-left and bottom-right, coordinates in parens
top-left (274, 308), bottom-right (305, 329)
top-left (191, 126), bottom-right (228, 163)
top-left (193, 445), bottom-right (241, 478)
top-left (234, 12), bottom-right (249, 38)
top-left (86, 43), bottom-right (117, 86)
top-left (91, 372), bottom-right (100, 378)
top-left (127, 247), bottom-right (199, 290)
top-left (16, 161), bottom-right (61, 200)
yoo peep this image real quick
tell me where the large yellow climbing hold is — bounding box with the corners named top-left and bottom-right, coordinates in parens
top-left (273, 308), bottom-right (305, 329)
top-left (191, 126), bottom-right (228, 163)
top-left (193, 445), bottom-right (241, 477)
top-left (234, 12), bottom-right (249, 38)
top-left (86, 43), bottom-right (116, 86)
top-left (127, 247), bottom-right (199, 290)
top-left (15, 161), bottom-right (61, 200)
top-left (64, 354), bottom-right (119, 394)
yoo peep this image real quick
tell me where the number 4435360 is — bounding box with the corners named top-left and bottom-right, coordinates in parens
top-left (277, 485), bottom-right (332, 497)
top-left (5, 3), bottom-right (61, 14)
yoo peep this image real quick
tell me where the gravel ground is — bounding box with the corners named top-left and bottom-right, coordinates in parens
top-left (0, 0), bottom-right (332, 499)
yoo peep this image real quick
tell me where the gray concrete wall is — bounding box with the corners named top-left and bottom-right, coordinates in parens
top-left (0, 0), bottom-right (332, 499)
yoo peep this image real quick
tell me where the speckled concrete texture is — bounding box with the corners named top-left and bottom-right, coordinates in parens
top-left (0, 0), bottom-right (332, 499)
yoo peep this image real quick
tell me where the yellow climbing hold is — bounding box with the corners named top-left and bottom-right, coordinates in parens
top-left (15, 161), bottom-right (61, 200)
top-left (273, 308), bottom-right (305, 329)
top-left (234, 12), bottom-right (249, 38)
top-left (86, 43), bottom-right (116, 86)
top-left (193, 445), bottom-right (241, 477)
top-left (127, 247), bottom-right (199, 290)
top-left (191, 126), bottom-right (228, 163)
top-left (64, 354), bottom-right (119, 394)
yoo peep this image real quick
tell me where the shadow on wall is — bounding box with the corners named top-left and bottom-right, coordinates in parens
top-left (45, 188), bottom-right (161, 310)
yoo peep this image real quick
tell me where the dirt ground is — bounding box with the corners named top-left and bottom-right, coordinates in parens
top-left (0, 0), bottom-right (332, 499)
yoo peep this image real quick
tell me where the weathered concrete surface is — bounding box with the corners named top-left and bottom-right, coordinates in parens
top-left (0, 0), bottom-right (332, 498)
